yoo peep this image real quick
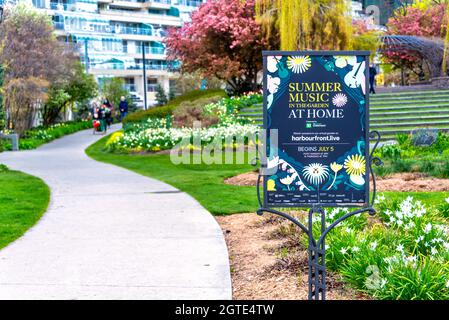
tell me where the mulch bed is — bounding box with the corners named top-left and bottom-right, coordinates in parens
top-left (216, 213), bottom-right (367, 300)
top-left (224, 171), bottom-right (449, 192)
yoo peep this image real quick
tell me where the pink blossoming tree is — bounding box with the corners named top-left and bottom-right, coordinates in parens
top-left (165, 0), bottom-right (269, 94)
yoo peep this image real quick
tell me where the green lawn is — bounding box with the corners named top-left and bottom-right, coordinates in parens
top-left (0, 167), bottom-right (50, 249)
top-left (86, 135), bottom-right (449, 215)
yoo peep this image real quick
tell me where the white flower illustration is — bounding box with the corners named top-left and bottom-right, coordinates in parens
top-left (332, 93), bottom-right (348, 107)
top-left (334, 56), bottom-right (357, 68)
top-left (303, 163), bottom-right (329, 186)
top-left (267, 74), bottom-right (280, 94)
top-left (287, 56), bottom-right (311, 74)
top-left (267, 56), bottom-right (281, 73)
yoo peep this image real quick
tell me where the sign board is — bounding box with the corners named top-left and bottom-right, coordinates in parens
top-left (263, 51), bottom-right (370, 207)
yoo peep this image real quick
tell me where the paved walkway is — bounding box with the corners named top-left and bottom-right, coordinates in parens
top-left (0, 125), bottom-right (232, 299)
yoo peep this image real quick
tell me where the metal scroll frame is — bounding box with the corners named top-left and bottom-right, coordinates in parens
top-left (257, 51), bottom-right (383, 300)
top-left (255, 130), bottom-right (382, 300)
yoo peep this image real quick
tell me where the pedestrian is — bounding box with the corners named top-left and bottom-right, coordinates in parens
top-left (369, 63), bottom-right (377, 94)
top-left (119, 96), bottom-right (129, 121)
top-left (103, 98), bottom-right (113, 128)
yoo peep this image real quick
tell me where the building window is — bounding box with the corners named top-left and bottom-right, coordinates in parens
top-left (33, 0), bottom-right (46, 8)
top-left (147, 78), bottom-right (158, 92)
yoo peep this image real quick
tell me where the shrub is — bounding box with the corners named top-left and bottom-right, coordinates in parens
top-left (396, 133), bottom-right (410, 147)
top-left (122, 89), bottom-right (227, 124)
top-left (419, 160), bottom-right (435, 174)
top-left (380, 144), bottom-right (402, 159)
top-left (391, 159), bottom-right (413, 172)
top-left (172, 97), bottom-right (222, 128)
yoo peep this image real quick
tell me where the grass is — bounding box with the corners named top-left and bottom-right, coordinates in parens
top-left (0, 166), bottom-right (50, 249)
top-left (86, 135), bottom-right (449, 215)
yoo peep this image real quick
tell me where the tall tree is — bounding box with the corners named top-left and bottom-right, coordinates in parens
top-left (42, 61), bottom-right (97, 125)
top-left (255, 0), bottom-right (354, 51)
top-left (100, 77), bottom-right (129, 109)
top-left (0, 3), bottom-right (76, 134)
top-left (386, 3), bottom-right (447, 81)
top-left (165, 0), bottom-right (268, 95)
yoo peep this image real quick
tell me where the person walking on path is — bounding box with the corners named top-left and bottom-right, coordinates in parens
top-left (369, 64), bottom-right (377, 94)
top-left (103, 98), bottom-right (113, 128)
top-left (119, 96), bottom-right (129, 121)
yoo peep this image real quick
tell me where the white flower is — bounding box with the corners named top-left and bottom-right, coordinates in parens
top-left (352, 246), bottom-right (360, 253)
top-left (446, 280), bottom-right (449, 288)
top-left (340, 247), bottom-right (348, 255)
top-left (370, 241), bottom-right (378, 250)
top-left (424, 223), bottom-right (432, 234)
top-left (287, 56), bottom-right (311, 73)
top-left (396, 244), bottom-right (404, 253)
top-left (332, 93), bottom-right (348, 107)
top-left (303, 163), bottom-right (329, 185)
top-left (431, 247), bottom-right (438, 255)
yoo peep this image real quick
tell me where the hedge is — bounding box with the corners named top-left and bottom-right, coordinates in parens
top-left (122, 89), bottom-right (227, 124)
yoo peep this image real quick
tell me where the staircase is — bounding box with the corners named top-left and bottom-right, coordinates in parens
top-left (239, 90), bottom-right (449, 141)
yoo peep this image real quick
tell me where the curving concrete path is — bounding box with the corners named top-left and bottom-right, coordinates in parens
top-left (0, 125), bottom-right (232, 300)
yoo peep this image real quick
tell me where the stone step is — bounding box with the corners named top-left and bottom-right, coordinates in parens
top-left (371, 115), bottom-right (449, 123)
top-left (372, 120), bottom-right (449, 128)
top-left (371, 99), bottom-right (449, 107)
top-left (370, 109), bottom-right (449, 117)
top-left (370, 104), bottom-right (449, 112)
top-left (372, 90), bottom-right (449, 98)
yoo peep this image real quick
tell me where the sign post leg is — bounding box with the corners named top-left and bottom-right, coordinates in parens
top-left (308, 207), bottom-right (326, 300)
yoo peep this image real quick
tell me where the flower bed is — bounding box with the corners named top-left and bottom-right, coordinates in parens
top-left (374, 132), bottom-right (449, 178)
top-left (0, 120), bottom-right (93, 151)
top-left (317, 196), bottom-right (449, 299)
top-left (107, 94), bottom-right (262, 153)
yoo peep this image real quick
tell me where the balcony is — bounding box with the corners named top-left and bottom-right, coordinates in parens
top-left (99, 9), bottom-right (182, 26)
top-left (50, 2), bottom-right (77, 11)
top-left (136, 46), bottom-right (165, 55)
top-left (115, 26), bottom-right (153, 36)
top-left (177, 0), bottom-right (202, 7)
top-left (124, 83), bottom-right (137, 92)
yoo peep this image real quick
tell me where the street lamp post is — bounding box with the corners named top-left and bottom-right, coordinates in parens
top-left (142, 41), bottom-right (148, 110)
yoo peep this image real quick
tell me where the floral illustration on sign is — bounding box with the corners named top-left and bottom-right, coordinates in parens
top-left (267, 56), bottom-right (281, 73)
top-left (344, 61), bottom-right (366, 94)
top-left (267, 179), bottom-right (276, 191)
top-left (267, 74), bottom-right (280, 94)
top-left (334, 56), bottom-right (357, 68)
top-left (332, 93), bottom-right (348, 107)
top-left (303, 163), bottom-right (329, 186)
top-left (287, 56), bottom-right (311, 74)
top-left (327, 162), bottom-right (343, 190)
top-left (344, 154), bottom-right (366, 186)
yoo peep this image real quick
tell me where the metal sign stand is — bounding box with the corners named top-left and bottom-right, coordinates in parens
top-left (256, 131), bottom-right (383, 300)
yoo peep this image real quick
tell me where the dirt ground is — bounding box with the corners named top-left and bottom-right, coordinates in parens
top-left (224, 171), bottom-right (449, 192)
top-left (216, 213), bottom-right (366, 300)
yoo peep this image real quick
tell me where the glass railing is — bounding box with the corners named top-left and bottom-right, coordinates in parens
top-left (50, 2), bottom-right (77, 11)
top-left (147, 84), bottom-right (158, 92)
top-left (124, 84), bottom-right (137, 92)
top-left (52, 21), bottom-right (155, 37)
top-left (88, 63), bottom-right (170, 71)
top-left (150, 0), bottom-right (171, 4)
top-left (136, 46), bottom-right (166, 55)
top-left (177, 0), bottom-right (202, 7)
top-left (54, 21), bottom-right (65, 30)
top-left (115, 26), bottom-right (153, 36)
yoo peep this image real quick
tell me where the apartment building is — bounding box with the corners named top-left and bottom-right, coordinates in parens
top-left (28, 0), bottom-right (204, 108)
